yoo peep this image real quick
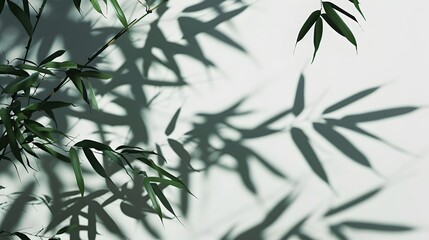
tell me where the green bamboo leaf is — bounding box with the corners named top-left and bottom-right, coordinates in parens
top-left (15, 64), bottom-right (54, 75)
top-left (34, 142), bottom-right (71, 163)
top-left (83, 147), bottom-right (108, 178)
top-left (7, 0), bottom-right (32, 36)
top-left (292, 74), bottom-right (305, 116)
top-left (296, 10), bottom-right (321, 44)
top-left (323, 86), bottom-right (380, 114)
top-left (103, 150), bottom-right (125, 169)
top-left (349, 0), bottom-right (366, 20)
top-left (342, 221), bottom-right (413, 231)
top-left (75, 139), bottom-right (112, 151)
top-left (69, 147), bottom-right (85, 196)
top-left (143, 178), bottom-right (163, 221)
top-left (165, 107), bottom-right (181, 136)
top-left (22, 0), bottom-right (29, 17)
top-left (312, 18), bottom-right (323, 63)
top-left (38, 101), bottom-right (73, 110)
top-left (341, 107), bottom-right (418, 123)
top-left (84, 79), bottom-right (99, 110)
top-left (3, 72), bottom-right (39, 94)
top-left (73, 0), bottom-right (82, 13)
top-left (0, 0), bottom-right (5, 15)
top-left (56, 224), bottom-right (79, 235)
top-left (0, 64), bottom-right (28, 76)
top-left (291, 127), bottom-right (329, 184)
top-left (39, 50), bottom-right (66, 66)
top-left (23, 119), bottom-right (55, 141)
top-left (325, 187), bottom-right (382, 216)
top-left (90, 0), bottom-right (103, 14)
top-left (313, 123), bottom-right (371, 168)
top-left (0, 108), bottom-right (24, 166)
top-left (109, 0), bottom-right (127, 27)
top-left (145, 176), bottom-right (188, 190)
top-left (326, 2), bottom-right (358, 23)
top-left (152, 183), bottom-right (177, 217)
top-left (67, 70), bottom-right (89, 104)
top-left (43, 61), bottom-right (78, 69)
top-left (79, 70), bottom-right (112, 80)
top-left (13, 232), bottom-right (30, 240)
top-left (322, 2), bottom-right (357, 48)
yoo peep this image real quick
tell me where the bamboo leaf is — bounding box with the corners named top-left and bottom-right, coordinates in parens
top-left (312, 18), bottom-right (323, 63)
top-left (83, 147), bottom-right (108, 178)
top-left (152, 183), bottom-right (177, 217)
top-left (326, 2), bottom-right (358, 23)
top-left (69, 147), bottom-right (85, 196)
top-left (73, 0), bottom-right (82, 13)
top-left (165, 107), bottom-right (181, 136)
top-left (75, 139), bottom-right (112, 151)
top-left (67, 69), bottom-right (89, 104)
top-left (291, 127), bottom-right (329, 184)
top-left (103, 150), bottom-right (125, 169)
top-left (15, 64), bottom-right (54, 75)
top-left (13, 232), bottom-right (30, 240)
top-left (85, 79), bottom-right (99, 110)
top-left (3, 72), bottom-right (39, 94)
top-left (143, 178), bottom-right (163, 221)
top-left (313, 123), bottom-right (371, 168)
top-left (296, 10), bottom-right (321, 44)
top-left (90, 0), bottom-right (103, 14)
top-left (43, 61), bottom-right (78, 69)
top-left (349, 0), bottom-right (366, 20)
top-left (79, 70), bottom-right (112, 80)
top-left (341, 107), bottom-right (418, 123)
top-left (292, 74), bottom-right (305, 116)
top-left (56, 224), bottom-right (79, 235)
top-left (109, 0), bottom-right (127, 27)
top-left (34, 142), bottom-right (71, 163)
top-left (0, 108), bottom-right (23, 166)
top-left (322, 2), bottom-right (357, 48)
top-left (0, 64), bottom-right (28, 76)
top-left (7, 0), bottom-right (33, 36)
top-left (39, 50), bottom-right (66, 66)
top-left (323, 86), bottom-right (380, 114)
top-left (145, 176), bottom-right (188, 190)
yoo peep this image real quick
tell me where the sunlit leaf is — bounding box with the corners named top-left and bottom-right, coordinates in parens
top-left (291, 127), bottom-right (329, 184)
top-left (109, 0), bottom-right (127, 27)
top-left (322, 2), bottom-right (357, 48)
top-left (34, 142), bottom-right (71, 163)
top-left (143, 178), bottom-right (163, 221)
top-left (152, 183), bottom-right (177, 217)
top-left (15, 64), bottom-right (54, 75)
top-left (69, 147), bottom-right (85, 196)
top-left (165, 107), bottom-right (181, 136)
top-left (90, 0), bottom-right (103, 14)
top-left (341, 107), bottom-right (418, 123)
top-left (323, 86), bottom-right (380, 114)
top-left (312, 18), bottom-right (323, 63)
top-left (39, 50), bottom-right (66, 66)
top-left (43, 61), bottom-right (78, 69)
top-left (85, 79), bottom-right (98, 110)
top-left (0, 64), bottom-right (28, 76)
top-left (83, 147), bottom-right (108, 178)
top-left (313, 123), bottom-right (371, 168)
top-left (167, 138), bottom-right (193, 168)
top-left (296, 10), bottom-right (320, 45)
top-left (292, 74), bottom-right (305, 116)
top-left (3, 72), bottom-right (39, 94)
top-left (7, 0), bottom-right (33, 36)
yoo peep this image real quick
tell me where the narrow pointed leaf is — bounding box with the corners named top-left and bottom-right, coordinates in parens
top-left (292, 74), bottom-right (305, 116)
top-left (15, 64), bottom-right (54, 75)
top-left (13, 232), bottom-right (30, 240)
top-left (322, 2), bottom-right (357, 47)
top-left (56, 224), bottom-right (79, 235)
top-left (34, 142), bottom-right (70, 163)
top-left (83, 147), bottom-right (108, 178)
top-left (350, 0), bottom-right (366, 20)
top-left (143, 178), bottom-right (163, 221)
top-left (90, 0), bottom-right (103, 14)
top-left (341, 107), bottom-right (418, 123)
top-left (69, 147), bottom-right (85, 196)
top-left (43, 61), bottom-right (78, 69)
top-left (296, 10), bottom-right (321, 44)
top-left (0, 108), bottom-right (23, 166)
top-left (85, 79), bottom-right (99, 110)
top-left (312, 18), bottom-right (323, 63)
top-left (145, 176), bottom-right (188, 190)
top-left (7, 0), bottom-right (33, 36)
top-left (79, 70), bottom-right (112, 79)
top-left (73, 0), bottom-right (82, 13)
top-left (67, 70), bottom-right (89, 104)
top-left (165, 107), bottom-right (181, 136)
top-left (342, 221), bottom-right (413, 231)
top-left (313, 123), bottom-right (371, 167)
top-left (323, 86), bottom-right (380, 114)
top-left (326, 2), bottom-right (358, 23)
top-left (325, 187), bottom-right (382, 216)
top-left (75, 139), bottom-right (112, 151)
top-left (109, 0), bottom-right (127, 27)
top-left (291, 127), bottom-right (329, 184)
top-left (0, 64), bottom-right (28, 76)
top-left (39, 50), bottom-right (66, 66)
top-left (152, 183), bottom-right (176, 217)
top-left (3, 72), bottom-right (39, 94)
